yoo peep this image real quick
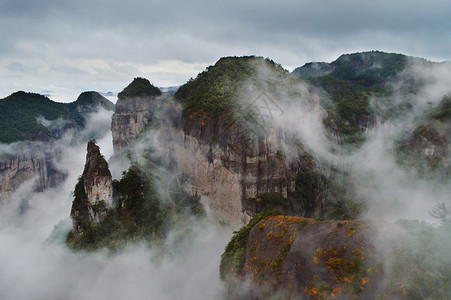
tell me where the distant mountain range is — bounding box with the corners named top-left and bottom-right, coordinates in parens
top-left (1, 51), bottom-right (450, 300)
top-left (0, 91), bottom-right (114, 143)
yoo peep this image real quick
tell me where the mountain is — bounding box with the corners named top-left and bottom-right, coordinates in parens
top-left (292, 51), bottom-right (420, 91)
top-left (99, 53), bottom-right (451, 298)
top-left (111, 78), bottom-right (166, 155)
top-left (396, 94), bottom-right (451, 179)
top-left (0, 91), bottom-right (115, 201)
top-left (292, 51), bottom-right (448, 144)
top-left (104, 53), bottom-right (451, 228)
top-left (220, 212), bottom-right (450, 299)
top-left (0, 51), bottom-right (449, 299)
top-left (0, 91), bottom-right (115, 143)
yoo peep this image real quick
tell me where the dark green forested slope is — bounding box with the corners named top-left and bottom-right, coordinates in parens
top-left (118, 77), bottom-right (161, 100)
top-left (293, 51), bottom-right (410, 92)
top-left (175, 56), bottom-right (303, 122)
top-left (0, 91), bottom-right (114, 143)
top-left (292, 51), bottom-right (440, 143)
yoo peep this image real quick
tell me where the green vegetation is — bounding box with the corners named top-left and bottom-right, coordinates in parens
top-left (294, 51), bottom-right (424, 144)
top-left (0, 91), bottom-right (114, 143)
top-left (429, 95), bottom-right (451, 121)
top-left (66, 141), bottom-right (204, 251)
top-left (329, 51), bottom-right (408, 91)
top-left (67, 163), bottom-right (168, 251)
top-left (175, 56), bottom-right (299, 123)
top-left (219, 209), bottom-right (282, 280)
top-left (322, 166), bottom-right (364, 220)
top-left (294, 51), bottom-right (409, 92)
top-left (270, 242), bottom-right (292, 275)
top-left (247, 192), bottom-right (288, 211)
top-left (0, 92), bottom-right (70, 143)
top-left (293, 167), bottom-right (324, 212)
top-left (395, 95), bottom-right (451, 180)
top-left (307, 75), bottom-right (370, 143)
top-left (384, 220), bottom-right (451, 300)
top-left (118, 77), bottom-right (161, 100)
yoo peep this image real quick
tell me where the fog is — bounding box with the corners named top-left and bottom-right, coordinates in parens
top-left (0, 109), bottom-right (231, 300)
top-left (0, 57), bottom-right (449, 299)
top-left (243, 58), bottom-right (450, 222)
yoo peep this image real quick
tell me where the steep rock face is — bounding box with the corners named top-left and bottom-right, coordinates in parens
top-left (111, 95), bottom-right (161, 154)
top-left (110, 69), bottom-right (326, 226)
top-left (0, 143), bottom-right (65, 201)
top-left (70, 141), bottom-right (113, 235)
top-left (180, 119), bottom-right (298, 226)
top-left (225, 216), bottom-right (402, 299)
top-left (111, 95), bottom-right (326, 226)
top-left (0, 91), bottom-right (114, 202)
top-left (111, 78), bottom-right (163, 155)
top-left (154, 98), bottom-right (326, 226)
top-left (397, 95), bottom-right (451, 176)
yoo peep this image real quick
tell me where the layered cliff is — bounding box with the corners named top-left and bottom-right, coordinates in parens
top-left (110, 59), bottom-right (328, 226)
top-left (111, 78), bottom-right (164, 154)
top-left (0, 142), bottom-right (65, 201)
top-left (171, 109), bottom-right (325, 226)
top-left (0, 91), bottom-right (114, 203)
top-left (70, 140), bottom-right (113, 236)
top-left (172, 58), bottom-right (328, 225)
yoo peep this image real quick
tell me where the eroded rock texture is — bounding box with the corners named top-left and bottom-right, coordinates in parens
top-left (70, 141), bottom-right (113, 235)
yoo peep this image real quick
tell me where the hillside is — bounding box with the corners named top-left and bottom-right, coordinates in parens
top-left (175, 56), bottom-right (301, 122)
top-left (221, 213), bottom-right (450, 299)
top-left (396, 95), bottom-right (451, 179)
top-left (118, 77), bottom-right (161, 100)
top-left (293, 51), bottom-right (412, 91)
top-left (0, 91), bottom-right (115, 143)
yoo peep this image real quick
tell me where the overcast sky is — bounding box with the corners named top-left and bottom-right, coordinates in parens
top-left (1, 0), bottom-right (450, 102)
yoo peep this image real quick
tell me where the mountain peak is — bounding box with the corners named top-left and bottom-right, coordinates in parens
top-left (118, 77), bottom-right (161, 100)
top-left (73, 91), bottom-right (115, 111)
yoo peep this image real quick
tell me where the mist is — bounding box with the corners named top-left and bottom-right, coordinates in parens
top-left (0, 109), bottom-right (231, 300)
top-left (0, 56), bottom-right (449, 299)
top-left (240, 58), bottom-right (451, 222)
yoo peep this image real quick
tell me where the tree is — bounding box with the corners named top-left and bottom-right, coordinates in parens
top-left (429, 202), bottom-right (450, 224)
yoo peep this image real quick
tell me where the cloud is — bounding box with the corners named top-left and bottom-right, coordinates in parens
top-left (0, 108), bottom-right (231, 300)
top-left (1, 0), bottom-right (451, 100)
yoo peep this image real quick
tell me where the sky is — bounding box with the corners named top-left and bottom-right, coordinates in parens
top-left (1, 0), bottom-right (451, 102)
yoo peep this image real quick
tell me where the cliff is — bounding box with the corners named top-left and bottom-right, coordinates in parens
top-left (0, 142), bottom-right (65, 201)
top-left (396, 95), bottom-right (451, 178)
top-left (110, 60), bottom-right (328, 226)
top-left (70, 140), bottom-right (113, 236)
top-left (0, 91), bottom-right (114, 203)
top-left (111, 78), bottom-right (164, 154)
top-left (172, 106), bottom-right (325, 226)
top-left (221, 214), bottom-right (450, 299)
top-left (220, 214), bottom-right (394, 299)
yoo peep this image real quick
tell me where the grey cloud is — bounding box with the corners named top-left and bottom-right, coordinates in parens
top-left (0, 0), bottom-right (450, 98)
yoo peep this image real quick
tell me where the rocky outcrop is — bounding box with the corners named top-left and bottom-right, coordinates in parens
top-left (111, 95), bottom-right (164, 155)
top-left (0, 91), bottom-right (114, 203)
top-left (223, 215), bottom-right (404, 299)
top-left (110, 91), bottom-right (326, 226)
top-left (153, 95), bottom-right (326, 226)
top-left (111, 78), bottom-right (164, 155)
top-left (397, 95), bottom-right (451, 176)
top-left (0, 142), bottom-right (65, 201)
top-left (110, 73), bottom-right (326, 226)
top-left (70, 141), bottom-right (113, 235)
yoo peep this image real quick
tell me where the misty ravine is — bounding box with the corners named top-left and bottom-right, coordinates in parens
top-left (0, 52), bottom-right (450, 300)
